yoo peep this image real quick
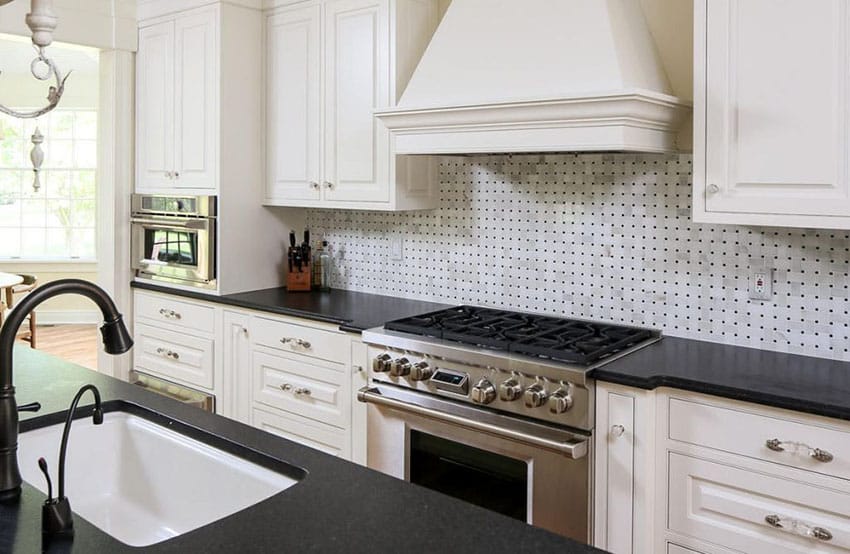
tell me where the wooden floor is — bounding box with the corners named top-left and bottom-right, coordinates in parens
top-left (18, 325), bottom-right (99, 370)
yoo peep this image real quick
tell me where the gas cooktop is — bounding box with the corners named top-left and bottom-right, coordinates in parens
top-left (384, 306), bottom-right (660, 366)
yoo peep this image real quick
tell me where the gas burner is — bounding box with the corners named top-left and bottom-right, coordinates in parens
top-left (385, 306), bottom-right (658, 365)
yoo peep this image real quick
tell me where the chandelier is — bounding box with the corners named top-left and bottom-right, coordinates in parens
top-left (0, 0), bottom-right (69, 119)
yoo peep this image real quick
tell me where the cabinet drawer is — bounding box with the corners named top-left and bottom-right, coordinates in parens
top-left (669, 397), bottom-right (850, 481)
top-left (252, 351), bottom-right (349, 429)
top-left (668, 545), bottom-right (701, 554)
top-left (669, 453), bottom-right (850, 553)
top-left (134, 291), bottom-right (215, 335)
top-left (252, 316), bottom-right (350, 367)
top-left (252, 408), bottom-right (349, 458)
top-left (134, 322), bottom-right (214, 389)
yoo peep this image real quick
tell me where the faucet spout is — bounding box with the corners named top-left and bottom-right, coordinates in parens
top-left (0, 279), bottom-right (132, 503)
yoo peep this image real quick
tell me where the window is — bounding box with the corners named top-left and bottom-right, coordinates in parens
top-left (0, 109), bottom-right (97, 260)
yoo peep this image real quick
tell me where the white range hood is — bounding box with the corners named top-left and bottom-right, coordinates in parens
top-left (376, 0), bottom-right (691, 155)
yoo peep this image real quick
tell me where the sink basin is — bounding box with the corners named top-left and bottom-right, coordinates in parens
top-left (18, 407), bottom-right (303, 547)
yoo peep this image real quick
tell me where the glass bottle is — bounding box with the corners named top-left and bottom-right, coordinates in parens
top-left (319, 241), bottom-right (332, 291)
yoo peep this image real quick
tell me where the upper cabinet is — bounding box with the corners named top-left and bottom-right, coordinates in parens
top-left (265, 0), bottom-right (441, 211)
top-left (137, 7), bottom-right (218, 193)
top-left (693, 0), bottom-right (850, 229)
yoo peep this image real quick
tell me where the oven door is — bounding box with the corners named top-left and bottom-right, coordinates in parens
top-left (131, 215), bottom-right (215, 287)
top-left (358, 385), bottom-right (591, 542)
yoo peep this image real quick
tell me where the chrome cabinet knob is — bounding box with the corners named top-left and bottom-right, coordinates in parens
top-left (390, 357), bottom-right (412, 377)
top-left (324, 181), bottom-right (334, 189)
top-left (372, 353), bottom-right (392, 373)
top-left (498, 378), bottom-right (523, 402)
top-left (548, 388), bottom-right (573, 414)
top-left (409, 362), bottom-right (433, 381)
top-left (524, 383), bottom-right (547, 408)
top-left (707, 183), bottom-right (720, 194)
top-left (471, 379), bottom-right (497, 405)
top-left (611, 424), bottom-right (626, 438)
top-left (310, 181), bottom-right (320, 190)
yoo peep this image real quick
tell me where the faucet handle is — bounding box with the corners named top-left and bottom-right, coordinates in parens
top-left (17, 402), bottom-right (41, 413)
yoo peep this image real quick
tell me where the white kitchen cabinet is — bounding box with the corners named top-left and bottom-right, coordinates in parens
top-left (137, 7), bottom-right (217, 193)
top-left (222, 309), bottom-right (251, 421)
top-left (593, 382), bottom-right (656, 554)
top-left (264, 0), bottom-right (440, 211)
top-left (693, 0), bottom-right (850, 229)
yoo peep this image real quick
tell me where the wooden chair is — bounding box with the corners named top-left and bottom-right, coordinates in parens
top-left (5, 274), bottom-right (38, 348)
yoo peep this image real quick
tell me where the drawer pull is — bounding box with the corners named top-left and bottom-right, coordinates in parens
top-left (279, 337), bottom-right (312, 349)
top-left (279, 383), bottom-right (312, 397)
top-left (764, 514), bottom-right (833, 542)
top-left (159, 308), bottom-right (182, 320)
top-left (155, 347), bottom-right (180, 361)
top-left (765, 438), bottom-right (834, 463)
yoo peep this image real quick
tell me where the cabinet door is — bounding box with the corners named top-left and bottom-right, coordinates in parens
top-left (136, 20), bottom-right (176, 191)
top-left (603, 393), bottom-right (635, 554)
top-left (323, 0), bottom-right (390, 203)
top-left (223, 310), bottom-right (251, 422)
top-left (266, 5), bottom-right (322, 202)
top-left (703, 0), bottom-right (850, 218)
top-left (173, 9), bottom-right (218, 190)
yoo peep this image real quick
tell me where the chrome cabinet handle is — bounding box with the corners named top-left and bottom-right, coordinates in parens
top-left (323, 181), bottom-right (334, 189)
top-left (310, 181), bottom-right (320, 190)
top-left (156, 347), bottom-right (180, 361)
top-left (279, 383), bottom-right (311, 397)
top-left (765, 514), bottom-right (833, 542)
top-left (279, 337), bottom-right (311, 349)
top-left (159, 308), bottom-right (182, 320)
top-left (707, 183), bottom-right (720, 194)
top-left (611, 424), bottom-right (625, 438)
top-left (165, 171), bottom-right (173, 179)
top-left (765, 438), bottom-right (834, 463)
top-left (174, 171), bottom-right (180, 178)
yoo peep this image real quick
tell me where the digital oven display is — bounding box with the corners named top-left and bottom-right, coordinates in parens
top-left (431, 369), bottom-right (469, 395)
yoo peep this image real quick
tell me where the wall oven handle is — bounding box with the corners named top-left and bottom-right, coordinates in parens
top-left (130, 217), bottom-right (209, 230)
top-left (357, 386), bottom-right (588, 459)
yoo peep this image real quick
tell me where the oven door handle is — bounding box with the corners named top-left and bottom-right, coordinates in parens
top-left (131, 217), bottom-right (210, 230)
top-left (357, 386), bottom-right (589, 459)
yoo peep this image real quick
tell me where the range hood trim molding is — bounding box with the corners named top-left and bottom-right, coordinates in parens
top-left (377, 89), bottom-right (692, 155)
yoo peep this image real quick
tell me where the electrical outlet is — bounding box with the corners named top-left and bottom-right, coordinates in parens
top-left (390, 237), bottom-right (404, 261)
top-left (749, 267), bottom-right (773, 301)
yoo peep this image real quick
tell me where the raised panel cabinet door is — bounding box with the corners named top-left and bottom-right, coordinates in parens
top-left (223, 310), bottom-right (251, 422)
top-left (704, 0), bottom-right (850, 217)
top-left (323, 0), bottom-right (391, 203)
top-left (174, 9), bottom-right (218, 190)
top-left (136, 20), bottom-right (176, 191)
top-left (266, 4), bottom-right (322, 202)
top-left (604, 393), bottom-right (635, 554)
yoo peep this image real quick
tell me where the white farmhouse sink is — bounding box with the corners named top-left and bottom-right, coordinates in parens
top-left (18, 411), bottom-right (301, 547)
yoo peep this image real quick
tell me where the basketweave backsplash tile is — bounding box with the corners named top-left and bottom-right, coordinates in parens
top-left (305, 153), bottom-right (850, 361)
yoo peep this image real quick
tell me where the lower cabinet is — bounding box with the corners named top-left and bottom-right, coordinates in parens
top-left (132, 289), bottom-right (367, 463)
top-left (595, 383), bottom-right (850, 554)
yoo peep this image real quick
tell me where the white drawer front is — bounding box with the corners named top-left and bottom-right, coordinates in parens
top-left (669, 397), bottom-right (850, 481)
top-left (669, 453), bottom-right (850, 553)
top-left (134, 291), bottom-right (216, 335)
top-left (134, 323), bottom-right (215, 389)
top-left (668, 545), bottom-right (701, 554)
top-left (252, 408), bottom-right (349, 458)
top-left (252, 351), bottom-right (349, 429)
top-left (252, 315), bottom-right (350, 367)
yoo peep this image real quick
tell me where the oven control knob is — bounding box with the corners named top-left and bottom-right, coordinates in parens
top-left (372, 353), bottom-right (392, 373)
top-left (471, 379), bottom-right (497, 405)
top-left (524, 383), bottom-right (548, 408)
top-left (409, 362), bottom-right (433, 381)
top-left (548, 388), bottom-right (574, 414)
top-left (390, 357), bottom-right (412, 377)
top-left (499, 378), bottom-right (523, 402)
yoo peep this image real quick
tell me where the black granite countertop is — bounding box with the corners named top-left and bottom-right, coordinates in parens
top-left (131, 281), bottom-right (450, 333)
top-left (592, 336), bottom-right (850, 422)
top-left (2, 347), bottom-right (601, 553)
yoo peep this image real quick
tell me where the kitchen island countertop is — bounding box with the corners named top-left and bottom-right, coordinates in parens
top-left (1, 347), bottom-right (602, 553)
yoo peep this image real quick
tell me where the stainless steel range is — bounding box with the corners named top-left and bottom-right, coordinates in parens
top-left (359, 306), bottom-right (660, 542)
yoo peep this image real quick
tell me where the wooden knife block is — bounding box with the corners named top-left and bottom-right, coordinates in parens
top-left (287, 262), bottom-right (312, 291)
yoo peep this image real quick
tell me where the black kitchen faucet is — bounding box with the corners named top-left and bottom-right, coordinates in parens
top-left (0, 279), bottom-right (133, 503)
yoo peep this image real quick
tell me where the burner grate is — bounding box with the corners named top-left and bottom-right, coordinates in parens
top-left (385, 306), bottom-right (658, 364)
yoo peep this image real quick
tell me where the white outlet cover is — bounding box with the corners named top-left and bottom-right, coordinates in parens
top-left (390, 237), bottom-right (404, 261)
top-left (749, 267), bottom-right (773, 301)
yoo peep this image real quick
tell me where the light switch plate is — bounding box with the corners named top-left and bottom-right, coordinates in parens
top-left (749, 267), bottom-right (773, 301)
top-left (390, 237), bottom-right (404, 261)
